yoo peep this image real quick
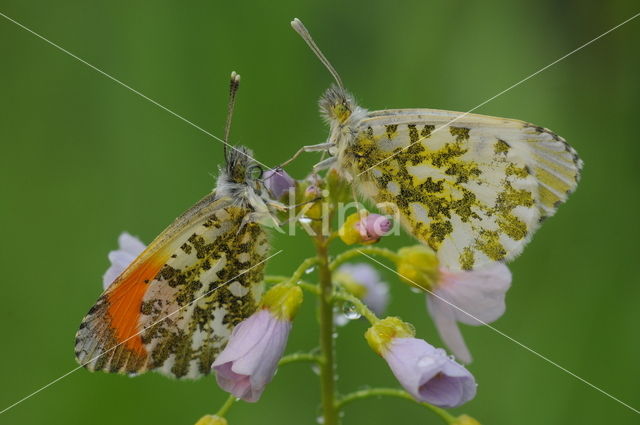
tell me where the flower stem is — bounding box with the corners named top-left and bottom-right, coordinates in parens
top-left (288, 256), bottom-right (320, 284)
top-left (332, 290), bottom-right (378, 324)
top-left (215, 394), bottom-right (236, 418)
top-left (314, 236), bottom-right (339, 425)
top-left (329, 246), bottom-right (399, 271)
top-left (336, 388), bottom-right (457, 424)
top-left (265, 275), bottom-right (320, 295)
top-left (279, 352), bottom-right (323, 366)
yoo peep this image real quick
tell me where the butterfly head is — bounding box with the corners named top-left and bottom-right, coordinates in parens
top-left (222, 146), bottom-right (262, 186)
top-left (319, 85), bottom-right (356, 125)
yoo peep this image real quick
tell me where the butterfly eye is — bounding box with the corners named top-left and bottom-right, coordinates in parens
top-left (248, 165), bottom-right (263, 180)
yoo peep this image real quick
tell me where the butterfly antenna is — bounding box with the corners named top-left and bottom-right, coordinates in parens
top-left (223, 71), bottom-right (241, 159)
top-left (291, 18), bottom-right (344, 89)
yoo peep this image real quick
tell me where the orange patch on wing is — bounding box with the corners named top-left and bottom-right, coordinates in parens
top-left (105, 251), bottom-right (169, 356)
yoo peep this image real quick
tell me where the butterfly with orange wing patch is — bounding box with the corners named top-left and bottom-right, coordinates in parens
top-left (75, 73), bottom-right (279, 379)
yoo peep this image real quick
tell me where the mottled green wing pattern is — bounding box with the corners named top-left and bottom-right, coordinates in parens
top-left (138, 205), bottom-right (269, 379)
top-left (341, 109), bottom-right (581, 270)
top-left (75, 197), bottom-right (269, 379)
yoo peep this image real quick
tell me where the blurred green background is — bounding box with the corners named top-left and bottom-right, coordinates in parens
top-left (1, 1), bottom-right (639, 424)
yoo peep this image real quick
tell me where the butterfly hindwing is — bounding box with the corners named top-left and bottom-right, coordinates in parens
top-left (75, 193), bottom-right (269, 378)
top-left (139, 205), bottom-right (268, 379)
top-left (340, 110), bottom-right (581, 270)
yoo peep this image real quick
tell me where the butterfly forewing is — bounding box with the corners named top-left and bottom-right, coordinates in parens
top-left (75, 194), bottom-right (269, 378)
top-left (341, 110), bottom-right (581, 270)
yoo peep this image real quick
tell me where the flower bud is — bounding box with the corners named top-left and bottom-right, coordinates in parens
top-left (364, 317), bottom-right (415, 355)
top-left (263, 168), bottom-right (295, 200)
top-left (355, 214), bottom-right (392, 243)
top-left (194, 415), bottom-right (228, 425)
top-left (339, 212), bottom-right (391, 245)
top-left (301, 185), bottom-right (323, 220)
top-left (261, 283), bottom-right (304, 321)
top-left (453, 415), bottom-right (481, 425)
top-left (395, 245), bottom-right (440, 291)
top-left (334, 263), bottom-right (389, 316)
top-left (338, 213), bottom-right (363, 245)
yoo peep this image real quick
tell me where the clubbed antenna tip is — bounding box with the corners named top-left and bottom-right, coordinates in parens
top-left (290, 18), bottom-right (343, 89)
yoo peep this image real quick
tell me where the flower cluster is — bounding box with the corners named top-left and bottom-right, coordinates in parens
top-left (100, 166), bottom-right (512, 424)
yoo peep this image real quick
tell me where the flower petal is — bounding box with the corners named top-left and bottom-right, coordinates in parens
top-left (384, 338), bottom-right (445, 397)
top-left (419, 358), bottom-right (476, 408)
top-left (263, 169), bottom-right (295, 200)
top-left (102, 232), bottom-right (146, 289)
top-left (437, 262), bottom-right (511, 325)
top-left (382, 337), bottom-right (476, 408)
top-left (118, 232), bottom-right (146, 255)
top-left (427, 295), bottom-right (472, 364)
top-left (336, 263), bottom-right (389, 316)
top-left (212, 309), bottom-right (292, 402)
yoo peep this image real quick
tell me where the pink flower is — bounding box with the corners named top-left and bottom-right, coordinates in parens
top-left (212, 309), bottom-right (291, 402)
top-left (365, 317), bottom-right (476, 408)
top-left (102, 232), bottom-right (146, 289)
top-left (212, 283), bottom-right (303, 402)
top-left (335, 263), bottom-right (389, 316)
top-left (263, 168), bottom-right (295, 199)
top-left (356, 213), bottom-right (392, 243)
top-left (385, 338), bottom-right (476, 408)
top-left (339, 212), bottom-right (392, 245)
top-left (427, 263), bottom-right (512, 364)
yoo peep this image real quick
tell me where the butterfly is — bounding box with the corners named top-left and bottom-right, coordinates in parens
top-left (288, 18), bottom-right (582, 271)
top-left (75, 73), bottom-right (279, 378)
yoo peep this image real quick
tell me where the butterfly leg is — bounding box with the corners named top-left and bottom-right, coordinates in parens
top-left (278, 142), bottom-right (335, 168)
top-left (313, 156), bottom-right (337, 171)
top-left (238, 211), bottom-right (284, 234)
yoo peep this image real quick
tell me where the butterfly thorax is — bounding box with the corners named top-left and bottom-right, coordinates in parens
top-left (319, 86), bottom-right (372, 180)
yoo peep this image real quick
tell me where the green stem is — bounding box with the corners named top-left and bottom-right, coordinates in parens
top-left (314, 236), bottom-right (339, 425)
top-left (336, 388), bottom-right (457, 424)
top-left (332, 290), bottom-right (378, 324)
top-left (279, 352), bottom-right (323, 366)
top-left (329, 246), bottom-right (399, 271)
top-left (264, 275), bottom-right (288, 283)
top-left (288, 256), bottom-right (320, 284)
top-left (214, 394), bottom-right (236, 418)
top-left (264, 275), bottom-right (320, 295)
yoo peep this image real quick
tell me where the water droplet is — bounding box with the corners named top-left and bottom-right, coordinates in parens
top-left (342, 303), bottom-right (361, 320)
top-left (418, 355), bottom-right (435, 368)
top-left (305, 266), bottom-right (316, 274)
top-left (311, 364), bottom-right (321, 375)
top-left (299, 217), bottom-right (312, 224)
top-left (409, 287), bottom-right (422, 294)
top-left (335, 314), bottom-right (348, 327)
top-left (316, 416), bottom-right (325, 424)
